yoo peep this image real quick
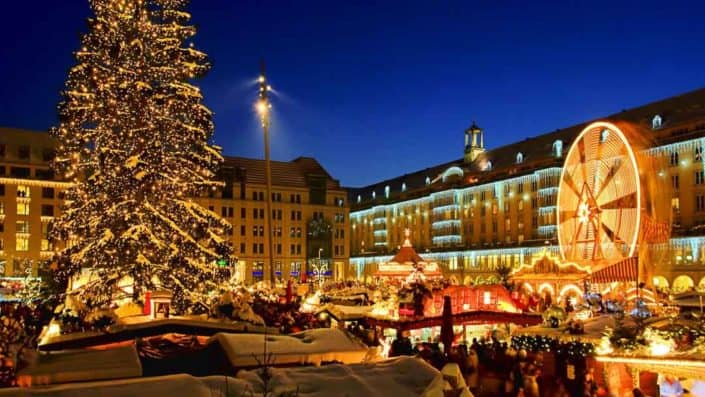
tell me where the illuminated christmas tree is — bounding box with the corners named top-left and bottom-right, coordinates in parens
top-left (50, 0), bottom-right (231, 313)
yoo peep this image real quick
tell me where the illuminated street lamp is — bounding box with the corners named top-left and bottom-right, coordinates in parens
top-left (256, 61), bottom-right (275, 285)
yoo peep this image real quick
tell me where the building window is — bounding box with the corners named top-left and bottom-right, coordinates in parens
top-left (553, 140), bottom-right (563, 158)
top-left (600, 129), bottom-right (609, 143)
top-left (485, 161), bottom-right (492, 171)
top-left (17, 202), bottom-right (30, 216)
top-left (42, 149), bottom-right (54, 162)
top-left (516, 152), bottom-right (524, 164)
top-left (16, 220), bottom-right (29, 234)
top-left (652, 114), bottom-right (662, 130)
top-left (240, 243), bottom-right (246, 254)
top-left (518, 200), bottom-right (524, 211)
top-left (290, 244), bottom-right (296, 255)
top-left (696, 171), bottom-right (704, 185)
top-left (696, 146), bottom-right (703, 162)
top-left (672, 197), bottom-right (680, 214)
top-left (425, 177), bottom-right (431, 185)
top-left (672, 175), bottom-right (679, 190)
top-left (17, 185), bottom-right (30, 198)
top-left (401, 183), bottom-right (407, 192)
top-left (240, 225), bottom-right (246, 236)
top-left (384, 185), bottom-right (390, 199)
top-left (252, 226), bottom-right (258, 237)
top-left (16, 237), bottom-right (29, 252)
top-left (41, 205), bottom-right (54, 217)
top-left (356, 195), bottom-right (361, 203)
top-left (18, 145), bottom-right (30, 160)
top-left (697, 195), bottom-right (705, 212)
top-left (372, 191), bottom-right (376, 199)
top-left (0, 185), bottom-right (4, 197)
top-left (0, 144), bottom-right (5, 158)
top-left (42, 187), bottom-right (54, 199)
top-left (241, 208), bottom-right (246, 219)
top-left (670, 151), bottom-right (679, 166)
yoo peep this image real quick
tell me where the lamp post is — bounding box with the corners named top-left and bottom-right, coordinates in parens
top-left (256, 61), bottom-right (275, 286)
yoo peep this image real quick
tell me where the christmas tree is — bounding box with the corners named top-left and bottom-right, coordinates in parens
top-left (50, 0), bottom-right (231, 313)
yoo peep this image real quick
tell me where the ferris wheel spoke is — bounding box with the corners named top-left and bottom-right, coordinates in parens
top-left (599, 192), bottom-right (637, 210)
top-left (561, 170), bottom-right (582, 199)
top-left (577, 138), bottom-right (589, 184)
top-left (595, 157), bottom-right (625, 199)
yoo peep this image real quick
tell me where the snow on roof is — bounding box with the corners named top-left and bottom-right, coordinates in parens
top-left (209, 328), bottom-right (376, 367)
top-left (236, 356), bottom-right (445, 397)
top-left (1, 374), bottom-right (243, 397)
top-left (317, 304), bottom-right (373, 321)
top-left (16, 345), bottom-right (142, 387)
top-left (1, 357), bottom-right (449, 397)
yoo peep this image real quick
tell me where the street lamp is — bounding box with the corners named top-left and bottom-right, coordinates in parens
top-left (256, 61), bottom-right (275, 286)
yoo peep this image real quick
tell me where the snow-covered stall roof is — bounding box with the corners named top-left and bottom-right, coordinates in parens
top-left (209, 328), bottom-right (376, 368)
top-left (317, 304), bottom-right (373, 321)
top-left (2, 357), bottom-right (452, 397)
top-left (39, 316), bottom-right (274, 351)
top-left (15, 345), bottom-right (142, 387)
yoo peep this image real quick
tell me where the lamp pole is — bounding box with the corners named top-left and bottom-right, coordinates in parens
top-left (256, 61), bottom-right (275, 286)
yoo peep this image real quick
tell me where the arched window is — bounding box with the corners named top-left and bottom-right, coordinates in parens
top-left (356, 194), bottom-right (361, 203)
top-left (401, 182), bottom-right (407, 192)
top-left (384, 185), bottom-right (390, 199)
top-left (652, 114), bottom-right (663, 130)
top-left (552, 140), bottom-right (563, 158)
top-left (600, 129), bottom-right (609, 144)
top-left (485, 160), bottom-right (492, 171)
top-left (371, 191), bottom-right (376, 199)
top-left (516, 152), bottom-right (524, 164)
top-left (425, 176), bottom-right (431, 185)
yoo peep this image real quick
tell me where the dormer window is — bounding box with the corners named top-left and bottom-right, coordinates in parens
top-left (516, 152), bottom-right (524, 164)
top-left (372, 191), bottom-right (376, 199)
top-left (485, 160), bottom-right (492, 171)
top-left (552, 140), bottom-right (563, 158)
top-left (401, 182), bottom-right (407, 192)
top-left (384, 185), bottom-right (390, 199)
top-left (425, 176), bottom-right (431, 185)
top-left (600, 129), bottom-right (609, 144)
top-left (652, 114), bottom-right (663, 130)
top-left (356, 194), bottom-right (361, 203)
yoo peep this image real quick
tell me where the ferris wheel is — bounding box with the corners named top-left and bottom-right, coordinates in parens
top-left (557, 121), bottom-right (641, 264)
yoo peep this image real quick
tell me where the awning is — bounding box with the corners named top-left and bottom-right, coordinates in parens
top-left (591, 257), bottom-right (638, 284)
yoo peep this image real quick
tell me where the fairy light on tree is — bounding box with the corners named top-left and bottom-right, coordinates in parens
top-left (50, 0), bottom-right (232, 313)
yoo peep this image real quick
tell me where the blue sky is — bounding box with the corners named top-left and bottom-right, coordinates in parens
top-left (1, 0), bottom-right (704, 186)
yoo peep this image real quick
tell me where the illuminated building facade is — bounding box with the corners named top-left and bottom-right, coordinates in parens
top-left (0, 129), bottom-right (350, 283)
top-left (0, 128), bottom-right (68, 277)
top-left (349, 89), bottom-right (705, 295)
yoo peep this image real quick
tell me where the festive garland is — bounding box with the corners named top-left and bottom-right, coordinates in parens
top-left (511, 335), bottom-right (596, 358)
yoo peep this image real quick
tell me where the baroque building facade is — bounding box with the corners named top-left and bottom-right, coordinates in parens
top-left (348, 89), bottom-right (705, 296)
top-left (0, 129), bottom-right (350, 284)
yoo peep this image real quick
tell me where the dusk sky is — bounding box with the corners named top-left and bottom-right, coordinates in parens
top-left (1, 0), bottom-right (704, 187)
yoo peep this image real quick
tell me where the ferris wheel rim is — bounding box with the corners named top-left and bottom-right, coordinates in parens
top-left (556, 121), bottom-right (641, 262)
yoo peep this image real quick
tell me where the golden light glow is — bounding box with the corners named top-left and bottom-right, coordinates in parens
top-left (556, 121), bottom-right (642, 262)
top-left (594, 356), bottom-right (705, 368)
top-left (256, 100), bottom-right (268, 116)
top-left (558, 284), bottom-right (582, 299)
